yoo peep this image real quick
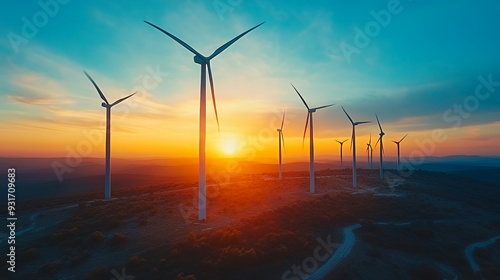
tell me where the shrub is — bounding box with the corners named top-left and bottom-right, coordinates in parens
top-left (127, 255), bottom-right (146, 269)
top-left (83, 265), bottom-right (110, 280)
top-left (23, 248), bottom-right (40, 262)
top-left (410, 263), bottom-right (441, 280)
top-left (176, 273), bottom-right (197, 280)
top-left (90, 231), bottom-right (105, 242)
top-left (110, 233), bottom-right (128, 247)
top-left (38, 261), bottom-right (63, 276)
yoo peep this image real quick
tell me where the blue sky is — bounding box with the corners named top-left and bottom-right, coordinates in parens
top-left (1, 0), bottom-right (500, 158)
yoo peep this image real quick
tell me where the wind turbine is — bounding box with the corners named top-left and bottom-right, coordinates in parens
top-left (393, 134), bottom-right (408, 171)
top-left (374, 114), bottom-right (385, 179)
top-left (292, 84), bottom-right (334, 193)
top-left (335, 139), bottom-right (348, 168)
top-left (277, 111), bottom-right (285, 180)
top-left (84, 71), bottom-right (136, 201)
top-left (144, 20), bottom-right (264, 220)
top-left (366, 134), bottom-right (373, 170)
top-left (341, 107), bottom-right (371, 188)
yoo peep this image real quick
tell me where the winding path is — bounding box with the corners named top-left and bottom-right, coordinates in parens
top-left (465, 235), bottom-right (500, 274)
top-left (0, 204), bottom-right (77, 244)
top-left (306, 224), bottom-right (362, 280)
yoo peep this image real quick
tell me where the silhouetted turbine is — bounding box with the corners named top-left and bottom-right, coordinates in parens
top-left (145, 21), bottom-right (264, 220)
top-left (366, 134), bottom-right (373, 170)
top-left (335, 139), bottom-right (348, 168)
top-left (292, 84), bottom-right (334, 193)
top-left (392, 134), bottom-right (408, 171)
top-left (341, 107), bottom-right (371, 188)
top-left (84, 71), bottom-right (136, 201)
top-left (277, 110), bottom-right (285, 180)
top-left (374, 114), bottom-right (385, 179)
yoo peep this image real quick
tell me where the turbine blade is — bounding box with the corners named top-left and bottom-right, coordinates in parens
top-left (84, 71), bottom-right (109, 105)
top-left (356, 121), bottom-right (372, 125)
top-left (291, 84), bottom-right (309, 109)
top-left (376, 114), bottom-right (383, 133)
top-left (207, 62), bottom-right (220, 134)
top-left (350, 127), bottom-right (354, 152)
top-left (280, 110), bottom-right (285, 130)
top-left (335, 140), bottom-right (341, 144)
top-left (111, 92), bottom-right (136, 107)
top-left (302, 112), bottom-right (309, 147)
top-left (400, 134), bottom-right (408, 142)
top-left (209, 22), bottom-right (265, 59)
top-left (144, 21), bottom-right (203, 58)
top-left (312, 104), bottom-right (335, 110)
top-left (281, 131), bottom-right (285, 152)
top-left (343, 139), bottom-right (348, 144)
top-left (341, 106), bottom-right (354, 125)
top-left (374, 137), bottom-right (380, 149)
top-left (369, 133), bottom-right (372, 145)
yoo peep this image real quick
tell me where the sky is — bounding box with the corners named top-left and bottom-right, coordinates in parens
top-left (1, 0), bottom-right (500, 162)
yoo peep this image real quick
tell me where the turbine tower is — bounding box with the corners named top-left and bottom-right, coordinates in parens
top-left (393, 134), bottom-right (408, 171)
top-left (375, 114), bottom-right (385, 179)
top-left (145, 20), bottom-right (264, 220)
top-left (292, 84), bottom-right (334, 193)
top-left (341, 107), bottom-right (371, 188)
top-left (366, 134), bottom-right (373, 170)
top-left (84, 71), bottom-right (136, 201)
top-left (335, 139), bottom-right (348, 168)
top-left (277, 111), bottom-right (285, 180)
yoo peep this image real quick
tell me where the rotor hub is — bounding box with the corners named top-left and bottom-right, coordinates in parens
top-left (194, 55), bottom-right (209, 64)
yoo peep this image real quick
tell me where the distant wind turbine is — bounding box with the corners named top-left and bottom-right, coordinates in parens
top-left (84, 71), bottom-right (136, 201)
top-left (292, 84), bottom-right (334, 193)
top-left (277, 111), bottom-right (285, 180)
top-left (366, 134), bottom-right (373, 170)
top-left (393, 134), bottom-right (408, 171)
top-left (335, 139), bottom-right (348, 168)
top-left (341, 107), bottom-right (371, 188)
top-left (374, 114), bottom-right (385, 179)
top-left (144, 21), bottom-right (264, 220)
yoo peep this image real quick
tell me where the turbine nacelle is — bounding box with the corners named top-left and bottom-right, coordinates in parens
top-left (194, 55), bottom-right (209, 64)
top-left (308, 109), bottom-right (316, 113)
top-left (101, 102), bottom-right (109, 108)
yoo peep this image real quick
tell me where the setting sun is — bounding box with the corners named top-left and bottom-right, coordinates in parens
top-left (219, 136), bottom-right (239, 156)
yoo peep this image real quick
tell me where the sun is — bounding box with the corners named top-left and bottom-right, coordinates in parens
top-left (220, 137), bottom-right (238, 156)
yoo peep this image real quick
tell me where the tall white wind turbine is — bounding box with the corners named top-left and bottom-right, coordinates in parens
top-left (144, 21), bottom-right (264, 220)
top-left (374, 114), bottom-right (385, 179)
top-left (393, 134), bottom-right (408, 171)
top-left (84, 71), bottom-right (136, 201)
top-left (277, 111), bottom-right (285, 180)
top-left (292, 84), bottom-right (334, 193)
top-left (341, 107), bottom-right (371, 188)
top-left (335, 139), bottom-right (348, 168)
top-left (366, 134), bottom-right (373, 170)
